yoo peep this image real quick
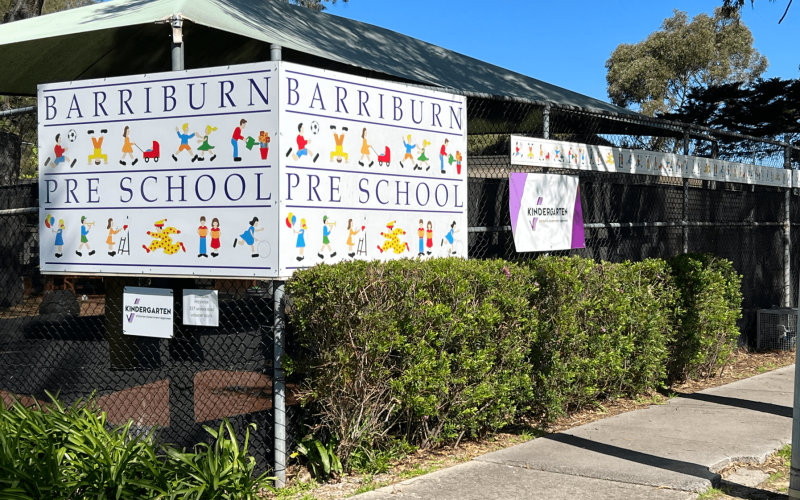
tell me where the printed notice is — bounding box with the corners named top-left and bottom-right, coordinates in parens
top-left (182, 289), bottom-right (219, 327)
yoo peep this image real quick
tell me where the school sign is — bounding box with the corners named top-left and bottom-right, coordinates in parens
top-left (37, 62), bottom-right (468, 278)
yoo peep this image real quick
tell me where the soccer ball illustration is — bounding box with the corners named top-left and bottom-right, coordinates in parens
top-left (309, 121), bottom-right (320, 135)
top-left (67, 129), bottom-right (77, 142)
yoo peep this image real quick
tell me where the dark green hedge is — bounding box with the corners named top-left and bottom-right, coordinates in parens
top-left (286, 254), bottom-right (742, 467)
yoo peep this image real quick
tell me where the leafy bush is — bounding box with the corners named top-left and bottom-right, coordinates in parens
top-left (667, 253), bottom-right (743, 382)
top-left (291, 434), bottom-right (342, 480)
top-left (286, 254), bottom-right (742, 469)
top-left (286, 258), bottom-right (538, 465)
top-left (0, 393), bottom-right (272, 500)
top-left (525, 257), bottom-right (678, 421)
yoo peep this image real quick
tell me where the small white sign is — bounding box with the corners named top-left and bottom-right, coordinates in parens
top-left (182, 289), bottom-right (219, 327)
top-left (122, 287), bottom-right (174, 338)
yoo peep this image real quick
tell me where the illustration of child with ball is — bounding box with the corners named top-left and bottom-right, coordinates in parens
top-left (44, 134), bottom-right (76, 168)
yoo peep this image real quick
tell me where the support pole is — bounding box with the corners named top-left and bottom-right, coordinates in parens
top-left (786, 145), bottom-right (792, 308)
top-left (682, 130), bottom-right (690, 254)
top-left (273, 281), bottom-right (286, 488)
top-left (171, 15), bottom-right (184, 71)
top-left (788, 142), bottom-right (800, 500)
top-left (542, 103), bottom-right (551, 140)
top-left (270, 43), bottom-right (282, 62)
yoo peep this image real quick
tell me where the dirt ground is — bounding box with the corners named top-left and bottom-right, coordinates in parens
top-left (705, 447), bottom-right (791, 499)
top-left (266, 349), bottom-right (797, 500)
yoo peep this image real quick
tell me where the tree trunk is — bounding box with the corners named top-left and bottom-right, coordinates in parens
top-left (0, 131), bottom-right (22, 186)
top-left (2, 0), bottom-right (45, 23)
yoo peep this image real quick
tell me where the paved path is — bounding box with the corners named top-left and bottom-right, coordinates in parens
top-left (357, 365), bottom-right (795, 499)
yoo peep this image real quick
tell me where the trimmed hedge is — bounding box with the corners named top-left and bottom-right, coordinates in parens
top-left (286, 254), bottom-right (742, 468)
top-left (667, 253), bottom-right (743, 382)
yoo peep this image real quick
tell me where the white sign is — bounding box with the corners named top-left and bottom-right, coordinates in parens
top-left (38, 61), bottom-right (469, 279)
top-left (510, 135), bottom-right (792, 188)
top-left (182, 289), bottom-right (219, 327)
top-left (509, 173), bottom-right (585, 253)
top-left (277, 63), bottom-right (468, 275)
top-left (122, 287), bottom-right (173, 338)
top-left (38, 62), bottom-right (280, 277)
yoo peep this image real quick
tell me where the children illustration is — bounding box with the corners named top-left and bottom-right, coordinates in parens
top-left (346, 219), bottom-right (362, 258)
top-left (318, 215), bottom-right (337, 259)
top-left (106, 218), bottom-right (126, 257)
top-left (417, 219), bottom-right (425, 257)
top-left (286, 123), bottom-right (319, 163)
top-left (359, 128), bottom-right (373, 167)
top-left (417, 140), bottom-right (431, 171)
top-left (87, 130), bottom-right (108, 165)
top-left (258, 131), bottom-right (270, 160)
top-left (231, 119), bottom-right (247, 162)
top-left (233, 216), bottom-right (264, 257)
top-left (44, 134), bottom-right (76, 168)
top-left (75, 216), bottom-right (95, 256)
top-left (173, 123), bottom-right (199, 162)
top-left (539, 144), bottom-right (545, 161)
top-left (210, 218), bottom-right (221, 257)
top-left (287, 213), bottom-right (306, 261)
top-left (198, 216), bottom-right (209, 257)
top-left (527, 145), bottom-right (534, 159)
top-left (143, 219), bottom-right (186, 255)
top-left (48, 217), bottom-right (65, 258)
top-left (377, 221), bottom-right (409, 254)
top-left (439, 138), bottom-right (449, 174)
top-left (120, 126), bottom-right (138, 166)
top-left (197, 126), bottom-right (217, 161)
top-left (425, 221), bottom-right (433, 255)
top-left (441, 221), bottom-right (460, 255)
top-left (402, 134), bottom-right (417, 169)
top-left (330, 125), bottom-right (349, 164)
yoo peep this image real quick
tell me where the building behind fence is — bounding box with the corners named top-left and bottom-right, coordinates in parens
top-left (0, 96), bottom-right (798, 473)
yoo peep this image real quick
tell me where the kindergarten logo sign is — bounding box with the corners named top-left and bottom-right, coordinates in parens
top-left (122, 287), bottom-right (173, 338)
top-left (509, 173), bottom-right (585, 252)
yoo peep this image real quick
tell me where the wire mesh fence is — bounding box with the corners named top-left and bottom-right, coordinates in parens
top-left (1, 95), bottom-right (798, 474)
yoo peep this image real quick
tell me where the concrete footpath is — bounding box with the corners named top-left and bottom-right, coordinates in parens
top-left (357, 365), bottom-right (795, 500)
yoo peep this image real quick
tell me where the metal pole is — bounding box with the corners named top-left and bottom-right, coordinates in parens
top-left (682, 130), bottom-right (690, 254)
top-left (270, 43), bottom-right (282, 62)
top-left (171, 15), bottom-right (183, 71)
top-left (542, 103), bottom-right (551, 140)
top-left (786, 145), bottom-right (792, 308)
top-left (789, 142), bottom-right (800, 499)
top-left (273, 281), bottom-right (286, 487)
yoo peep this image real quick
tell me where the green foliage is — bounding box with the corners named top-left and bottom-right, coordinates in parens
top-left (292, 435), bottom-right (342, 480)
top-left (287, 255), bottom-right (742, 469)
top-left (667, 254), bottom-right (743, 382)
top-left (348, 439), bottom-right (415, 475)
top-left (526, 257), bottom-right (678, 420)
top-left (287, 258), bottom-right (538, 465)
top-left (0, 393), bottom-right (272, 499)
top-left (606, 8), bottom-right (767, 117)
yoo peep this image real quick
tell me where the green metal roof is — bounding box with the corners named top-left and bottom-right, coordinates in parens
top-left (0, 0), bottom-right (634, 115)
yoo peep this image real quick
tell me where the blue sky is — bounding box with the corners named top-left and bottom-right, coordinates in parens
top-left (326, 0), bottom-right (799, 104)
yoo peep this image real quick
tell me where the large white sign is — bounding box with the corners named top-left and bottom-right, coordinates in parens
top-left (38, 62), bottom-right (280, 277)
top-left (122, 287), bottom-right (173, 338)
top-left (509, 173), bottom-right (585, 252)
top-left (37, 62), bottom-right (468, 278)
top-left (510, 136), bottom-right (792, 188)
top-left (277, 63), bottom-right (468, 276)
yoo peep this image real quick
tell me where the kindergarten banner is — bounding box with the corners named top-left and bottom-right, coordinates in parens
top-left (509, 173), bottom-right (585, 252)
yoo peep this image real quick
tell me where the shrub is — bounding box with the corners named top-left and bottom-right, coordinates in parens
top-left (667, 253), bottom-right (743, 382)
top-left (525, 257), bottom-right (677, 421)
top-left (286, 258), bottom-right (538, 465)
top-left (0, 393), bottom-right (271, 499)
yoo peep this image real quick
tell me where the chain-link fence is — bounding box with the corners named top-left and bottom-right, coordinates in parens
top-left (1, 95), bottom-right (798, 475)
top-left (465, 95), bottom-right (800, 345)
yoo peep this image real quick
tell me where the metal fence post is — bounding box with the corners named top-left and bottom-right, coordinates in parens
top-left (682, 129), bottom-right (690, 254)
top-left (542, 103), bottom-right (550, 140)
top-left (171, 15), bottom-right (184, 71)
top-left (273, 280), bottom-right (286, 487)
top-left (786, 144), bottom-right (792, 308)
